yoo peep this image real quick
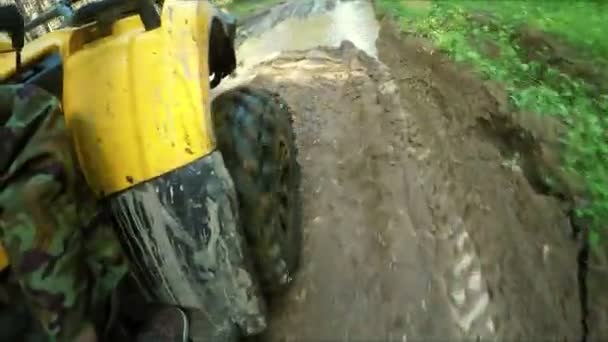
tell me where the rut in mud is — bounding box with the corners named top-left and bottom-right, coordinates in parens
top-left (217, 0), bottom-right (587, 340)
top-left (242, 43), bottom-right (457, 341)
top-left (375, 20), bottom-right (582, 340)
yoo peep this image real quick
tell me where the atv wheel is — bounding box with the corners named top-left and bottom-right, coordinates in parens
top-left (211, 87), bottom-right (302, 294)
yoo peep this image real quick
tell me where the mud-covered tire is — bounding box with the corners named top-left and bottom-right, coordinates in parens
top-left (211, 86), bottom-right (302, 294)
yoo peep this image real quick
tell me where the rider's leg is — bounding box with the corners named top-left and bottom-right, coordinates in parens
top-left (0, 85), bottom-right (128, 342)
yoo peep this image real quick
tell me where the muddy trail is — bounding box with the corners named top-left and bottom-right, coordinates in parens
top-left (216, 0), bottom-right (585, 340)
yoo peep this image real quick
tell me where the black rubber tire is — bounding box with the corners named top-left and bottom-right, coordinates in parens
top-left (211, 86), bottom-right (302, 295)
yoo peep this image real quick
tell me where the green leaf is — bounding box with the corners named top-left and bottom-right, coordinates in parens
top-left (589, 230), bottom-right (601, 249)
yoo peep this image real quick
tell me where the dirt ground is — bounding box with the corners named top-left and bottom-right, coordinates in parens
top-left (218, 2), bottom-right (588, 340)
top-left (375, 19), bottom-right (583, 340)
top-left (235, 42), bottom-right (458, 341)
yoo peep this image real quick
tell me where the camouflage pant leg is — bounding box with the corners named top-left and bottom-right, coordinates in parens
top-left (0, 84), bottom-right (128, 342)
top-left (0, 280), bottom-right (47, 342)
top-left (0, 213), bottom-right (127, 342)
top-left (81, 206), bottom-right (130, 330)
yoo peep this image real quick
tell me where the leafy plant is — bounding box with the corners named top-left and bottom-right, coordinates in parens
top-left (223, 0), bottom-right (284, 17)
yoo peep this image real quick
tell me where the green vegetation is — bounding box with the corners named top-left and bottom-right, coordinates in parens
top-left (222, 0), bottom-right (284, 17)
top-left (377, 0), bottom-right (608, 247)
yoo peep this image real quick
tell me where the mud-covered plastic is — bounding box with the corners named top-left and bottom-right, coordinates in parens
top-left (109, 151), bottom-right (269, 337)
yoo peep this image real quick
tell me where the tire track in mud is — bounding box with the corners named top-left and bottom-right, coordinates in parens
top-left (217, 2), bottom-right (583, 339)
top-left (224, 17), bottom-right (498, 340)
top-left (232, 2), bottom-right (498, 338)
top-left (404, 129), bottom-right (496, 340)
top-left (220, 42), bottom-right (461, 340)
top-left (377, 18), bottom-right (582, 341)
top-left (221, 40), bottom-right (498, 340)
top-left (445, 222), bottom-right (496, 339)
top-left (386, 59), bottom-right (498, 341)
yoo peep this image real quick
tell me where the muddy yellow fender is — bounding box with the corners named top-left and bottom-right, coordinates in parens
top-left (0, 244), bottom-right (7, 270)
top-left (64, 2), bottom-right (217, 196)
top-left (0, 1), bottom-right (216, 197)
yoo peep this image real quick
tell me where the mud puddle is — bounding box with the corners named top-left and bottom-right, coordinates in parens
top-left (234, 0), bottom-right (379, 70)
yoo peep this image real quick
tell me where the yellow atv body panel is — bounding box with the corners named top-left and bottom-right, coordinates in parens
top-left (0, 244), bottom-right (7, 270)
top-left (0, 0), bottom-right (217, 197)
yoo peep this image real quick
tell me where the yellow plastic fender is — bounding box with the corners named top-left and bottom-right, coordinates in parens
top-left (64, 0), bottom-right (216, 197)
top-left (0, 244), bottom-right (7, 271)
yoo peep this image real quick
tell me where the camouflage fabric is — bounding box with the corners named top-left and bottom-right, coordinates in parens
top-left (0, 84), bottom-right (128, 341)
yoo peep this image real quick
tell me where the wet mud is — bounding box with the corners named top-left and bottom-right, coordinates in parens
top-left (216, 0), bottom-right (586, 340)
top-left (242, 43), bottom-right (457, 341)
top-left (376, 19), bottom-right (582, 340)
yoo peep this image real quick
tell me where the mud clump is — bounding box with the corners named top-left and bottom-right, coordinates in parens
top-left (377, 18), bottom-right (582, 340)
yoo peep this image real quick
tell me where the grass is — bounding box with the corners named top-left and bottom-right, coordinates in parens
top-left (377, 0), bottom-right (608, 249)
top-left (224, 0), bottom-right (284, 18)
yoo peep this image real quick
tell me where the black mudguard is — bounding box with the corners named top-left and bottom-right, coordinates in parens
top-left (108, 151), bottom-right (267, 336)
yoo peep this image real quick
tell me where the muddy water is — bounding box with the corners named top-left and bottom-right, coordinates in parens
top-left (236, 0), bottom-right (379, 69)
